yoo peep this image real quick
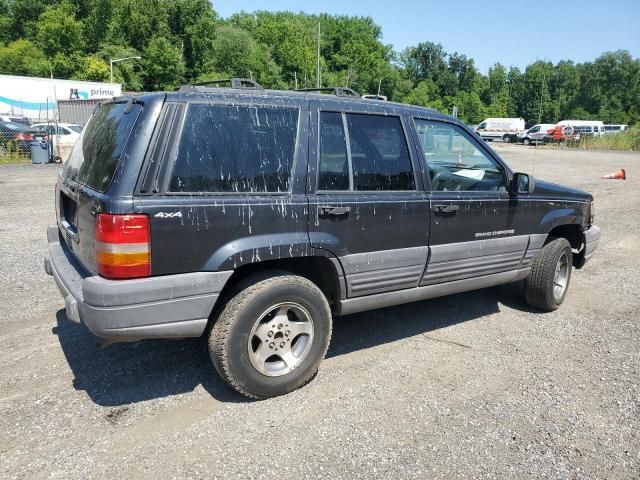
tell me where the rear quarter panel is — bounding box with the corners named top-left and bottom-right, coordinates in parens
top-left (134, 95), bottom-right (311, 275)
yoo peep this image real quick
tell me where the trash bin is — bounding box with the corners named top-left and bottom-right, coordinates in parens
top-left (30, 139), bottom-right (50, 164)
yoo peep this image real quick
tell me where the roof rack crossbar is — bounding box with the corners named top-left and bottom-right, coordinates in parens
top-left (295, 87), bottom-right (360, 97)
top-left (180, 78), bottom-right (264, 91)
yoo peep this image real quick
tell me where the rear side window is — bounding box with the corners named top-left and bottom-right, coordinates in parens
top-left (170, 105), bottom-right (299, 193)
top-left (63, 102), bottom-right (142, 192)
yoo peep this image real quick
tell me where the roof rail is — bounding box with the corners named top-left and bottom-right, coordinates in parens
top-left (295, 87), bottom-right (360, 98)
top-left (362, 94), bottom-right (388, 101)
top-left (179, 78), bottom-right (264, 91)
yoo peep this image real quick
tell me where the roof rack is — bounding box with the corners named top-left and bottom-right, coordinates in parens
top-left (179, 78), bottom-right (264, 91)
top-left (295, 87), bottom-right (360, 98)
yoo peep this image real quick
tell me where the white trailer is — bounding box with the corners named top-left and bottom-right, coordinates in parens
top-left (474, 117), bottom-right (525, 142)
top-left (0, 74), bottom-right (121, 121)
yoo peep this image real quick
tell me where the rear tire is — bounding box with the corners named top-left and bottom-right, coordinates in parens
top-left (503, 134), bottom-right (512, 143)
top-left (525, 237), bottom-right (572, 311)
top-left (209, 272), bottom-right (332, 399)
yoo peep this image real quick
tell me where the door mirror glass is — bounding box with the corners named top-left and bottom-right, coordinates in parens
top-left (513, 172), bottom-right (535, 194)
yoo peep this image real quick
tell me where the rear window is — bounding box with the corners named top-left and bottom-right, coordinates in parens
top-left (63, 102), bottom-right (142, 192)
top-left (169, 105), bottom-right (298, 193)
top-left (10, 117), bottom-right (30, 125)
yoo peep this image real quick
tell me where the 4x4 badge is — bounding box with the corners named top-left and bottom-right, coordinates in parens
top-left (154, 211), bottom-right (183, 218)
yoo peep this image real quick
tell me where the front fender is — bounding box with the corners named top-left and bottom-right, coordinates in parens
top-left (538, 206), bottom-right (586, 233)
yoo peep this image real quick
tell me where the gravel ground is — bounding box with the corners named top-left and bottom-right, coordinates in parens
top-left (1, 144), bottom-right (639, 479)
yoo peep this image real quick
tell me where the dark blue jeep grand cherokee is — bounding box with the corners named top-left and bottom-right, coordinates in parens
top-left (45, 80), bottom-right (600, 398)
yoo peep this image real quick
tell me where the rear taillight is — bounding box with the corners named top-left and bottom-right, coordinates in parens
top-left (15, 132), bottom-right (32, 141)
top-left (95, 214), bottom-right (150, 279)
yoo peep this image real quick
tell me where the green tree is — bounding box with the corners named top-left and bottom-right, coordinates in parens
top-left (0, 0), bottom-right (12, 44)
top-left (404, 79), bottom-right (439, 108)
top-left (208, 25), bottom-right (281, 84)
top-left (0, 40), bottom-right (50, 76)
top-left (74, 56), bottom-right (110, 82)
top-left (83, 0), bottom-right (115, 52)
top-left (141, 36), bottom-right (185, 90)
top-left (7, 0), bottom-right (57, 40)
top-left (36, 1), bottom-right (84, 56)
top-left (96, 44), bottom-right (143, 90)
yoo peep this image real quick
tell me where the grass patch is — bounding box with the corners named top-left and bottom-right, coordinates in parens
top-left (0, 145), bottom-right (31, 164)
top-left (578, 127), bottom-right (640, 151)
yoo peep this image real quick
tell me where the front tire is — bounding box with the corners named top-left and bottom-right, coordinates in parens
top-left (523, 138), bottom-right (531, 146)
top-left (209, 272), bottom-right (332, 399)
top-left (525, 237), bottom-right (573, 311)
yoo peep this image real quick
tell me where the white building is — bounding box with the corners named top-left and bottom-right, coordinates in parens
top-left (0, 74), bottom-right (121, 120)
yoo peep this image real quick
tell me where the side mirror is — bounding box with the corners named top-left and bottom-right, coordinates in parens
top-left (512, 172), bottom-right (535, 194)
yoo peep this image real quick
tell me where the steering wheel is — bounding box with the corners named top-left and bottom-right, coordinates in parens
top-left (428, 165), bottom-right (450, 191)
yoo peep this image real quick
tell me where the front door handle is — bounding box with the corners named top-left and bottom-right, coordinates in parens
top-left (433, 204), bottom-right (460, 214)
top-left (318, 205), bottom-right (351, 216)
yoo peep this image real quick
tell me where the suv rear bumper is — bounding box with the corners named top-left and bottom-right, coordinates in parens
top-left (44, 226), bottom-right (232, 341)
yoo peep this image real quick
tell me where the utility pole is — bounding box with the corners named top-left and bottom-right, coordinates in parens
top-left (538, 73), bottom-right (545, 124)
top-left (316, 21), bottom-right (321, 88)
top-left (294, 71), bottom-right (298, 90)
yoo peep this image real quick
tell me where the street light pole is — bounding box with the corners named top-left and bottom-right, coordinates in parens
top-left (109, 56), bottom-right (141, 83)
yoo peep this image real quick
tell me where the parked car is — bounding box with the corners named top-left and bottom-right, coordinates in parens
top-left (0, 120), bottom-right (47, 156)
top-left (31, 122), bottom-right (82, 147)
top-left (0, 114), bottom-right (32, 126)
top-left (31, 123), bottom-right (82, 162)
top-left (474, 117), bottom-right (525, 142)
top-left (518, 124), bottom-right (556, 145)
top-left (603, 124), bottom-right (629, 134)
top-left (44, 80), bottom-right (601, 399)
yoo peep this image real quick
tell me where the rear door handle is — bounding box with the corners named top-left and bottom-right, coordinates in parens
top-left (318, 205), bottom-right (351, 216)
top-left (433, 204), bottom-right (460, 214)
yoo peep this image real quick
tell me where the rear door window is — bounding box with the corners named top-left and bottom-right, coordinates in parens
top-left (63, 102), bottom-right (142, 192)
top-left (346, 114), bottom-right (414, 191)
top-left (317, 112), bottom-right (415, 191)
top-left (318, 112), bottom-right (349, 190)
top-left (170, 105), bottom-right (299, 193)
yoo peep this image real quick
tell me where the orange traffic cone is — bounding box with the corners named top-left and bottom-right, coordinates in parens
top-left (602, 169), bottom-right (626, 180)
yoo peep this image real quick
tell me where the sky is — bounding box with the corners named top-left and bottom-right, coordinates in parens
top-left (213, 0), bottom-right (640, 73)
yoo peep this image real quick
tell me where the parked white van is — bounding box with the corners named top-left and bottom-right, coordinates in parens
top-left (517, 124), bottom-right (556, 145)
top-left (556, 120), bottom-right (604, 137)
top-left (603, 124), bottom-right (629, 134)
top-left (474, 118), bottom-right (525, 142)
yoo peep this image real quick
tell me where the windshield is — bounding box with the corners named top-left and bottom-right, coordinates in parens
top-left (63, 102), bottom-right (141, 192)
top-left (68, 125), bottom-right (83, 134)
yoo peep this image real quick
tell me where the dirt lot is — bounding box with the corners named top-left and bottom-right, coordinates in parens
top-left (1, 144), bottom-right (639, 479)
